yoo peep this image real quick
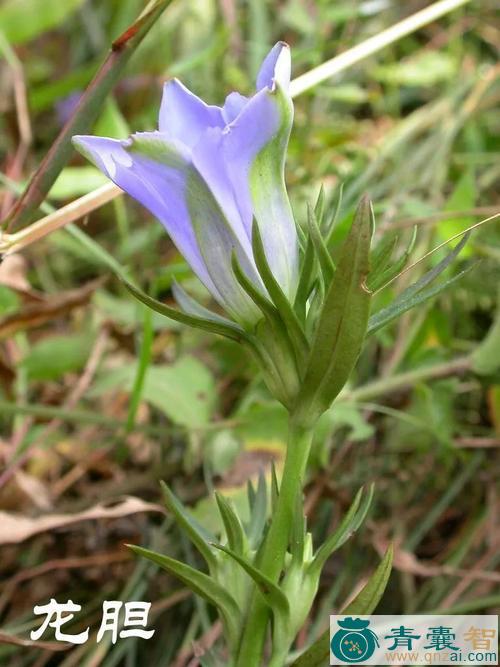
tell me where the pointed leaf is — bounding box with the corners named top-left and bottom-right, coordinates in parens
top-left (296, 196), bottom-right (373, 422)
top-left (307, 204), bottom-right (335, 285)
top-left (271, 462), bottom-right (279, 513)
top-left (342, 543), bottom-right (393, 613)
top-left (309, 486), bottom-right (365, 578)
top-left (367, 234), bottom-right (398, 291)
top-left (314, 185), bottom-right (326, 227)
top-left (212, 544), bottom-right (290, 619)
top-left (120, 276), bottom-right (245, 342)
top-left (351, 483), bottom-right (374, 533)
top-left (248, 470), bottom-right (268, 548)
top-left (172, 281), bottom-right (240, 329)
top-left (252, 220), bottom-right (309, 366)
top-left (324, 182), bottom-right (344, 244)
top-left (215, 493), bottom-right (247, 555)
top-left (369, 226), bottom-right (417, 292)
top-left (127, 544), bottom-right (240, 642)
top-left (368, 263), bottom-right (477, 335)
top-left (294, 236), bottom-right (317, 321)
top-left (291, 545), bottom-right (393, 667)
top-left (160, 481), bottom-right (217, 570)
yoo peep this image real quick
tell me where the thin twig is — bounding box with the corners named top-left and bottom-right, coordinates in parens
top-left (1, 0), bottom-right (174, 232)
top-left (288, 0), bottom-right (472, 97)
top-left (375, 212), bottom-right (500, 294)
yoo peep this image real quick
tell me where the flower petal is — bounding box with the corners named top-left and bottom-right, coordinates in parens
top-left (72, 132), bottom-right (261, 326)
top-left (255, 42), bottom-right (291, 92)
top-left (221, 91), bottom-right (248, 124)
top-left (158, 79), bottom-right (225, 148)
top-left (192, 85), bottom-right (298, 299)
top-left (72, 133), bottom-right (218, 298)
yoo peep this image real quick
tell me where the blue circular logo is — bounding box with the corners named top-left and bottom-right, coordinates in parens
top-left (331, 618), bottom-right (379, 663)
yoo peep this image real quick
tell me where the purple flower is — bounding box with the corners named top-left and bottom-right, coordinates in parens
top-left (73, 43), bottom-right (298, 327)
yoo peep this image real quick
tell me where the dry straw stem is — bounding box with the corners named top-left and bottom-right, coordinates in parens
top-left (0, 0), bottom-right (473, 256)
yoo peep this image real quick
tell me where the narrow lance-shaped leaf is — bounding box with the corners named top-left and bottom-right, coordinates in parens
top-left (324, 182), bottom-right (344, 244)
top-left (294, 236), bottom-right (317, 321)
top-left (127, 545), bottom-right (241, 645)
top-left (367, 234), bottom-right (399, 291)
top-left (160, 481), bottom-right (217, 570)
top-left (308, 485), bottom-right (370, 579)
top-left (369, 226), bottom-right (417, 292)
top-left (295, 196), bottom-right (374, 423)
top-left (248, 471), bottom-right (268, 549)
top-left (120, 276), bottom-right (246, 342)
top-left (342, 543), bottom-right (394, 614)
top-left (315, 185), bottom-right (326, 227)
top-left (212, 544), bottom-right (290, 620)
top-left (290, 544), bottom-right (393, 667)
top-left (307, 204), bottom-right (335, 285)
top-left (215, 493), bottom-right (248, 555)
top-left (252, 220), bottom-right (309, 367)
top-left (171, 280), bottom-right (242, 329)
top-left (368, 262), bottom-right (476, 335)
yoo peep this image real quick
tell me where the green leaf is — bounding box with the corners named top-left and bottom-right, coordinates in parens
top-left (367, 234), bottom-right (398, 290)
top-left (212, 544), bottom-right (290, 619)
top-left (296, 196), bottom-right (373, 423)
top-left (21, 333), bottom-right (92, 381)
top-left (251, 220), bottom-right (309, 366)
top-left (342, 543), bottom-right (393, 613)
top-left (128, 544), bottom-right (240, 643)
top-left (231, 251), bottom-right (279, 327)
top-left (171, 281), bottom-right (241, 330)
top-left (248, 471), bottom-right (268, 548)
top-left (121, 276), bottom-right (246, 342)
top-left (314, 185), bottom-right (326, 227)
top-left (324, 182), bottom-right (344, 244)
top-left (215, 493), bottom-right (247, 555)
top-left (368, 262), bottom-right (476, 335)
top-left (472, 295), bottom-right (500, 375)
top-left (368, 227), bottom-right (417, 292)
top-left (90, 356), bottom-right (216, 426)
top-left (307, 205), bottom-right (335, 285)
top-left (49, 167), bottom-right (108, 200)
top-left (0, 0), bottom-right (85, 45)
top-left (309, 485), bottom-right (373, 578)
top-left (291, 544), bottom-right (393, 667)
top-left (161, 482), bottom-right (217, 570)
top-left (294, 237), bottom-right (317, 321)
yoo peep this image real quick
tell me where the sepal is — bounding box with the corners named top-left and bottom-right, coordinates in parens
top-left (294, 196), bottom-right (374, 424)
top-left (120, 275), bottom-right (246, 342)
top-left (160, 481), bottom-right (217, 570)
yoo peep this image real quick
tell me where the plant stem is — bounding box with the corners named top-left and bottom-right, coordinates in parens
top-left (235, 417), bottom-right (314, 667)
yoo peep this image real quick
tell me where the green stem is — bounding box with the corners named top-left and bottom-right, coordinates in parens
top-left (235, 417), bottom-right (314, 667)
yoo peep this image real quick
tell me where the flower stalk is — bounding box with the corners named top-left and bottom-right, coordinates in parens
top-left (235, 418), bottom-right (314, 666)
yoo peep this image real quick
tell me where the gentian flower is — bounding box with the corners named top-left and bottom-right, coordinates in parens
top-left (73, 43), bottom-right (298, 328)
